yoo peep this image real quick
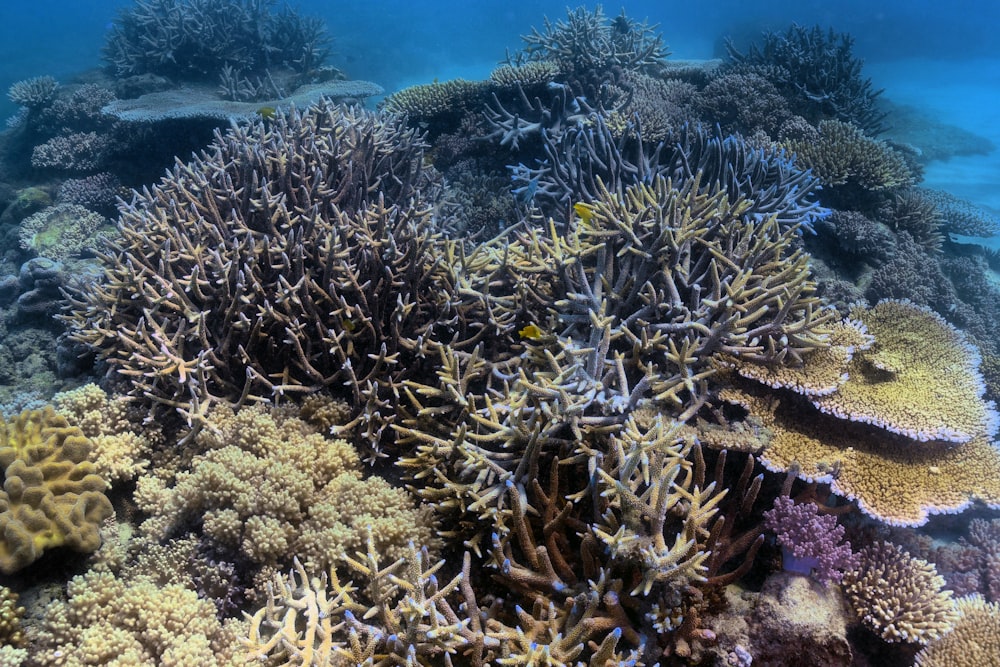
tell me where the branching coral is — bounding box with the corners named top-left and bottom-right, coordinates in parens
top-left (103, 0), bottom-right (329, 82)
top-left (6, 76), bottom-right (58, 109)
top-left (515, 5), bottom-right (668, 76)
top-left (61, 102), bottom-right (489, 445)
top-left (842, 541), bottom-right (958, 645)
top-left (785, 120), bottom-right (914, 193)
top-left (134, 402), bottom-right (434, 571)
top-left (27, 569), bottom-right (245, 666)
top-left (763, 495), bottom-right (859, 584)
top-left (529, 117), bottom-right (826, 232)
top-left (726, 23), bottom-right (885, 134)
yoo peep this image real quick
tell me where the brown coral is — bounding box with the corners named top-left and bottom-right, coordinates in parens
top-left (913, 594), bottom-right (1000, 667)
top-left (843, 541), bottom-right (958, 645)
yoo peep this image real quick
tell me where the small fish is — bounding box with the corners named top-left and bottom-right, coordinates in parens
top-left (574, 202), bottom-right (595, 222)
top-left (256, 106), bottom-right (277, 119)
top-left (518, 324), bottom-right (544, 340)
top-left (341, 317), bottom-right (357, 332)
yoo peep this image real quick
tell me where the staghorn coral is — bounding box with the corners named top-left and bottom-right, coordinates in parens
top-left (244, 538), bottom-right (481, 666)
top-left (496, 174), bottom-right (833, 415)
top-left (103, 0), bottom-right (329, 82)
top-left (912, 594), bottom-right (1000, 667)
top-left (726, 23), bottom-right (885, 134)
top-left (529, 117), bottom-right (827, 232)
top-left (785, 119), bottom-right (914, 193)
top-left (61, 101), bottom-right (488, 445)
top-left (842, 541), bottom-right (958, 645)
top-left (514, 5), bottom-right (668, 76)
top-left (26, 569), bottom-right (245, 666)
top-left (0, 407), bottom-right (113, 574)
top-left (17, 204), bottom-right (110, 262)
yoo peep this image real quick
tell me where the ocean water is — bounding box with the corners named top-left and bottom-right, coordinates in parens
top-left (2, 0), bottom-right (999, 213)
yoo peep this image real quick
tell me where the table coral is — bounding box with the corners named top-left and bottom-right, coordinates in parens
top-left (0, 407), bottom-right (112, 573)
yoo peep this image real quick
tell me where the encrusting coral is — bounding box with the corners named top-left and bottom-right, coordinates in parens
top-left (18, 204), bottom-right (109, 262)
top-left (0, 407), bottom-right (113, 574)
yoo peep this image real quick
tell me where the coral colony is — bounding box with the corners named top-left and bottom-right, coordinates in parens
top-left (2, 2), bottom-right (1000, 666)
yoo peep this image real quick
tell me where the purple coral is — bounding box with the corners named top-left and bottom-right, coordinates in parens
top-left (763, 495), bottom-right (860, 585)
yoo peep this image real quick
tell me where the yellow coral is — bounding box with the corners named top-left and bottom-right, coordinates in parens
top-left (31, 570), bottom-right (245, 667)
top-left (725, 385), bottom-right (1000, 526)
top-left (913, 594), bottom-right (1000, 667)
top-left (0, 407), bottom-right (113, 573)
top-left (786, 119), bottom-right (914, 191)
top-left (843, 541), bottom-right (958, 644)
top-left (0, 587), bottom-right (24, 647)
top-left (812, 300), bottom-right (999, 443)
top-left (382, 78), bottom-right (487, 116)
top-left (54, 383), bottom-right (155, 483)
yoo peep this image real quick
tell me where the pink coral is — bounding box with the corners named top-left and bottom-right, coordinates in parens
top-left (763, 496), bottom-right (860, 585)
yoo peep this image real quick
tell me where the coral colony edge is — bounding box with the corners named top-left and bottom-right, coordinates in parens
top-left (0, 2), bottom-right (1000, 666)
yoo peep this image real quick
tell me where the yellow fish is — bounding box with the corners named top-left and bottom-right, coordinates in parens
top-left (573, 202), bottom-right (595, 222)
top-left (518, 323), bottom-right (544, 340)
top-left (256, 106), bottom-right (277, 119)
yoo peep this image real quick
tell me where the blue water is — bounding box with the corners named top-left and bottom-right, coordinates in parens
top-left (3, 1), bottom-right (999, 214)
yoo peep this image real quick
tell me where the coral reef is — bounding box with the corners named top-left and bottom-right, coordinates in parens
top-left (0, 407), bottom-right (112, 573)
top-left (726, 23), bottom-right (886, 134)
top-left (843, 541), bottom-right (958, 645)
top-left (103, 0), bottom-right (329, 82)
